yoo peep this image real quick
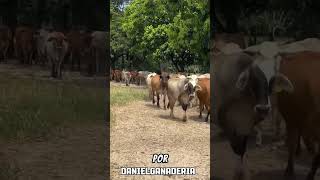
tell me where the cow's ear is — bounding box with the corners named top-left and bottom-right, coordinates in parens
top-left (272, 74), bottom-right (294, 93)
top-left (184, 83), bottom-right (189, 91)
top-left (236, 69), bottom-right (250, 90)
top-left (194, 84), bottom-right (202, 92)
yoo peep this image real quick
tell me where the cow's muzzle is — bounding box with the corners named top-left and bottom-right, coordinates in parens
top-left (254, 104), bottom-right (271, 116)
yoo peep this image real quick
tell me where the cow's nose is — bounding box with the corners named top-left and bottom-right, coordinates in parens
top-left (254, 105), bottom-right (270, 115)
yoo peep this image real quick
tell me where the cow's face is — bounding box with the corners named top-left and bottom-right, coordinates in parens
top-left (48, 34), bottom-right (67, 49)
top-left (236, 58), bottom-right (293, 119)
top-left (184, 82), bottom-right (196, 100)
top-left (160, 72), bottom-right (170, 88)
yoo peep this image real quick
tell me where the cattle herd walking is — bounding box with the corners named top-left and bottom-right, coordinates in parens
top-left (213, 36), bottom-right (320, 180)
top-left (111, 69), bottom-right (211, 122)
top-left (0, 24), bottom-right (107, 79)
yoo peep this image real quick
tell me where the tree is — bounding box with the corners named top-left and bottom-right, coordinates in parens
top-left (119, 0), bottom-right (209, 72)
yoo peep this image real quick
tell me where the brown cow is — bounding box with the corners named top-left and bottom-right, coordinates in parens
top-left (14, 26), bottom-right (35, 64)
top-left (0, 25), bottom-right (12, 62)
top-left (195, 78), bottom-right (210, 122)
top-left (151, 72), bottom-right (170, 109)
top-left (45, 32), bottom-right (68, 78)
top-left (151, 74), bottom-right (161, 107)
top-left (129, 71), bottom-right (139, 84)
top-left (66, 30), bottom-right (82, 71)
top-left (113, 70), bottom-right (122, 82)
top-left (66, 30), bottom-right (92, 72)
top-left (275, 51), bottom-right (320, 180)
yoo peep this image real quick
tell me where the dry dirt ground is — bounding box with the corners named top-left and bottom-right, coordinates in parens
top-left (212, 117), bottom-right (320, 180)
top-left (0, 61), bottom-right (107, 180)
top-left (0, 124), bottom-right (107, 180)
top-left (110, 82), bottom-right (210, 180)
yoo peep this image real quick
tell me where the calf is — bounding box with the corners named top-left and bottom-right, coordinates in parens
top-left (0, 25), bottom-right (12, 62)
top-left (66, 30), bottom-right (83, 71)
top-left (14, 26), bottom-right (35, 65)
top-left (122, 70), bottom-right (131, 86)
top-left (151, 74), bottom-right (162, 107)
top-left (45, 32), bottom-right (68, 79)
top-left (146, 72), bottom-right (157, 99)
top-left (129, 71), bottom-right (139, 85)
top-left (113, 70), bottom-right (122, 82)
top-left (195, 78), bottom-right (210, 121)
top-left (151, 72), bottom-right (170, 109)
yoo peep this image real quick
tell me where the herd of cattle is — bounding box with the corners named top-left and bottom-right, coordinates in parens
top-left (111, 69), bottom-right (210, 122)
top-left (213, 36), bottom-right (320, 180)
top-left (0, 24), bottom-right (107, 78)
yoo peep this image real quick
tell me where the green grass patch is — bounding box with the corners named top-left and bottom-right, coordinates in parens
top-left (110, 85), bottom-right (148, 106)
top-left (0, 74), bottom-right (105, 141)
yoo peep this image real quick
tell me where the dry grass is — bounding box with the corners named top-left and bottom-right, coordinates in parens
top-left (0, 73), bottom-right (105, 141)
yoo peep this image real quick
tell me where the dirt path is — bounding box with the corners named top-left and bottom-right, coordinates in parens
top-left (110, 86), bottom-right (210, 179)
top-left (212, 120), bottom-right (320, 180)
top-left (0, 123), bottom-right (106, 180)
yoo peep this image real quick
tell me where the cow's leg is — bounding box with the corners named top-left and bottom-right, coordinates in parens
top-left (254, 125), bottom-right (263, 147)
top-left (70, 52), bottom-right (74, 71)
top-left (182, 107), bottom-right (187, 122)
top-left (169, 99), bottom-right (176, 118)
top-left (4, 45), bottom-right (8, 62)
top-left (285, 127), bottom-right (299, 179)
top-left (199, 102), bottom-right (204, 118)
top-left (152, 90), bottom-right (155, 105)
top-left (51, 62), bottom-right (55, 78)
top-left (156, 92), bottom-right (160, 107)
top-left (57, 61), bottom-right (62, 79)
top-left (306, 153), bottom-right (320, 180)
top-left (163, 91), bottom-right (167, 110)
top-left (78, 53), bottom-right (81, 71)
top-left (205, 106), bottom-right (210, 122)
top-left (304, 135), bottom-right (316, 154)
top-left (95, 52), bottom-right (99, 75)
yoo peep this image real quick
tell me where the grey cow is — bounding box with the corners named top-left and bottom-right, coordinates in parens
top-left (45, 32), bottom-right (69, 79)
top-left (212, 51), bottom-right (292, 180)
top-left (167, 76), bottom-right (195, 121)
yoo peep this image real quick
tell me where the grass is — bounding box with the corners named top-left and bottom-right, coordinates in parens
top-left (0, 158), bottom-right (21, 180)
top-left (0, 73), bottom-right (105, 141)
top-left (110, 84), bottom-right (148, 125)
top-left (110, 85), bottom-right (148, 106)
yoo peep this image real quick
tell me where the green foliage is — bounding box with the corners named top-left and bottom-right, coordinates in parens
top-left (111, 0), bottom-right (209, 72)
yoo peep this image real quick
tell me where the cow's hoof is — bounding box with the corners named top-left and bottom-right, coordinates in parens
top-left (199, 115), bottom-right (202, 118)
top-left (284, 168), bottom-right (295, 180)
top-left (183, 118), bottom-right (187, 122)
